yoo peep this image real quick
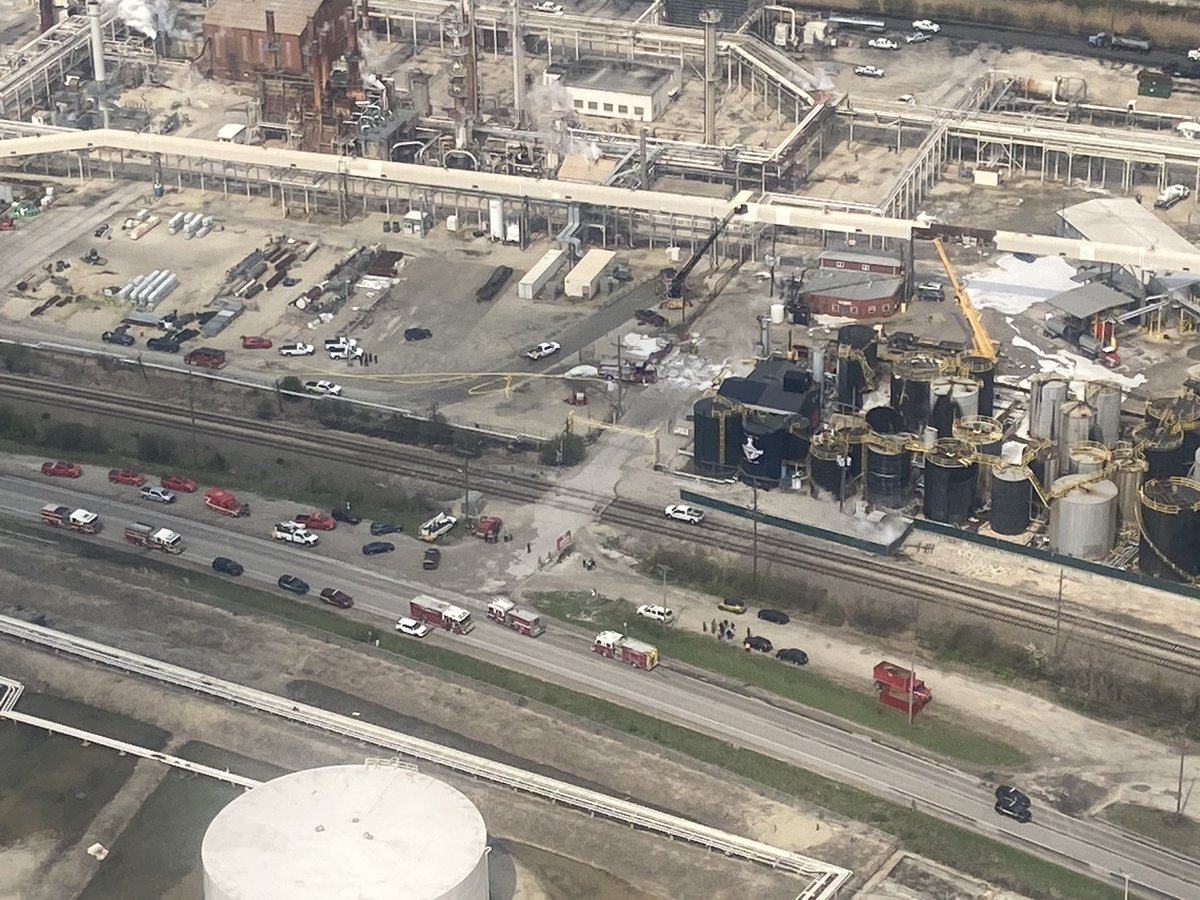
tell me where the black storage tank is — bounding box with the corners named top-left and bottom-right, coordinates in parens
top-left (960, 354), bottom-right (995, 417)
top-left (1134, 422), bottom-right (1187, 480)
top-left (809, 430), bottom-right (851, 498)
top-left (692, 397), bottom-right (744, 475)
top-left (739, 413), bottom-right (787, 485)
top-left (990, 465), bottom-right (1033, 534)
top-left (866, 436), bottom-right (913, 508)
top-left (892, 353), bottom-right (945, 433)
top-left (1137, 477), bottom-right (1200, 580)
top-left (923, 438), bottom-right (978, 525)
top-left (865, 406), bottom-right (904, 435)
top-left (930, 392), bottom-right (957, 438)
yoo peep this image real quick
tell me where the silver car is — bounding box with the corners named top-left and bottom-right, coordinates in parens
top-left (139, 485), bottom-right (176, 503)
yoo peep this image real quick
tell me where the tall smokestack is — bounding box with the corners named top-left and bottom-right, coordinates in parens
top-left (87, 1), bottom-right (106, 83)
top-left (699, 7), bottom-right (721, 146)
top-left (511, 2), bottom-right (524, 127)
top-left (38, 0), bottom-right (56, 33)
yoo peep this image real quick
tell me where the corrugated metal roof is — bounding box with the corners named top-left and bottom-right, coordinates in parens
top-left (1059, 198), bottom-right (1196, 257)
top-left (818, 248), bottom-right (902, 269)
top-left (203, 0), bottom-right (324, 36)
top-left (1046, 282), bottom-right (1135, 318)
top-left (800, 269), bottom-right (903, 302)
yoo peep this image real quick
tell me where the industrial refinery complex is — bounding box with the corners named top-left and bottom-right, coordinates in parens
top-left (6, 1), bottom-right (1200, 899)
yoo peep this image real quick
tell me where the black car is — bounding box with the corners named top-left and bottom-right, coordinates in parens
top-left (404, 327), bottom-right (433, 342)
top-left (776, 648), bottom-right (809, 665)
top-left (422, 547), bottom-right (441, 570)
top-left (319, 587), bottom-right (354, 609)
top-left (102, 329), bottom-right (135, 346)
top-left (744, 635), bottom-right (773, 653)
top-left (362, 541), bottom-right (395, 556)
top-left (995, 785), bottom-right (1031, 808)
top-left (282, 277), bottom-right (301, 287)
top-left (94, 224), bottom-right (109, 238)
top-left (994, 799), bottom-right (1032, 824)
top-left (634, 309), bottom-right (669, 329)
top-left (277, 574), bottom-right (309, 595)
top-left (146, 336), bottom-right (180, 353)
top-left (370, 521), bottom-right (402, 536)
top-left (212, 556), bottom-right (244, 577)
top-left (757, 609), bottom-right (791, 625)
top-left (332, 507), bottom-right (362, 525)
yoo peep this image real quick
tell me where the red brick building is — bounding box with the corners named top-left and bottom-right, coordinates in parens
top-left (203, 0), bottom-right (353, 83)
top-left (817, 247), bottom-right (904, 277)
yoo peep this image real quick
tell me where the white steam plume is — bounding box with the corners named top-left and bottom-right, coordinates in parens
top-left (102, 0), bottom-right (185, 40)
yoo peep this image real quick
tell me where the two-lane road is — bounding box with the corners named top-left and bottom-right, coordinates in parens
top-left (1, 475), bottom-right (1195, 897)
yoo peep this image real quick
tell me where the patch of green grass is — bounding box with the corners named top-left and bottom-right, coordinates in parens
top-left (41, 531), bottom-right (1116, 899)
top-left (527, 590), bottom-right (1027, 769)
top-left (1103, 803), bottom-right (1200, 857)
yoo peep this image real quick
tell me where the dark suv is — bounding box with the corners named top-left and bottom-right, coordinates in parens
top-left (319, 588), bottom-right (354, 609)
top-left (744, 635), bottom-right (773, 653)
top-left (147, 335), bottom-right (181, 353)
top-left (757, 609), bottom-right (790, 625)
top-left (994, 785), bottom-right (1032, 824)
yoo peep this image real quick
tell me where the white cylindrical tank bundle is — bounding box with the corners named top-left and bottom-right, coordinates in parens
top-left (201, 764), bottom-right (489, 900)
top-left (168, 212), bottom-right (186, 233)
top-left (182, 212), bottom-right (197, 226)
top-left (1049, 476), bottom-right (1118, 560)
top-left (148, 273), bottom-right (178, 305)
top-left (300, 241), bottom-right (319, 261)
top-left (201, 215), bottom-right (214, 228)
top-left (1029, 374), bottom-right (1068, 440)
top-left (132, 270), bottom-right (162, 302)
top-left (196, 224), bottom-right (214, 239)
top-left (1085, 381), bottom-right (1122, 449)
top-left (488, 198), bottom-right (504, 241)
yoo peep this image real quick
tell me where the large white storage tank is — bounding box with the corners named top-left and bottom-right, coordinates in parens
top-left (487, 199), bottom-right (504, 241)
top-left (202, 764), bottom-right (489, 900)
top-left (1049, 476), bottom-right (1118, 560)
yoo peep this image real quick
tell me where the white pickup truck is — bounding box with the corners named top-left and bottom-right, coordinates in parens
top-left (272, 522), bottom-right (320, 546)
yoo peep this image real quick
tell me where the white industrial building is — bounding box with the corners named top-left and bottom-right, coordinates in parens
top-left (545, 58), bottom-right (680, 123)
top-left (201, 763), bottom-right (489, 900)
top-left (1056, 198), bottom-right (1195, 282)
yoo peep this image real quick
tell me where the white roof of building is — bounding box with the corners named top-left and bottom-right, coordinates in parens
top-left (201, 764), bottom-right (487, 900)
top-left (1059, 198), bottom-right (1196, 258)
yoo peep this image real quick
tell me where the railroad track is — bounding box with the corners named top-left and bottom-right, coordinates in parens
top-left (5, 374), bottom-right (1200, 677)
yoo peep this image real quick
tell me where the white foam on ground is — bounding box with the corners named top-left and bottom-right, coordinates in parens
top-left (963, 255), bottom-right (1080, 315)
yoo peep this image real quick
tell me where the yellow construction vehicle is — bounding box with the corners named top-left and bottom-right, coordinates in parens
top-left (932, 237), bottom-right (997, 360)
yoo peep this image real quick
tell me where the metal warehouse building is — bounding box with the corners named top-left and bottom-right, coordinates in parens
top-left (546, 58), bottom-right (680, 123)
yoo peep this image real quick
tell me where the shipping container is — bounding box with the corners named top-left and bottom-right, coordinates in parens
top-left (518, 248), bottom-right (567, 300)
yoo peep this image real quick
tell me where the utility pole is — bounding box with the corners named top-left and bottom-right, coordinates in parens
top-left (751, 478), bottom-right (760, 591)
top-left (1178, 723), bottom-right (1190, 817)
top-left (908, 657), bottom-right (916, 727)
top-left (188, 368), bottom-right (198, 464)
top-left (1054, 569), bottom-right (1065, 655)
top-left (657, 563), bottom-right (671, 604)
top-left (461, 454), bottom-right (471, 521)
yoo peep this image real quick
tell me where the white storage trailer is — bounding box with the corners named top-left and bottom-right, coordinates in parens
top-left (518, 248), bottom-right (567, 299)
top-left (564, 249), bottom-right (616, 299)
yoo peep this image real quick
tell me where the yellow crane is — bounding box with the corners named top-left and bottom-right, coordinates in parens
top-left (932, 237), bottom-right (997, 360)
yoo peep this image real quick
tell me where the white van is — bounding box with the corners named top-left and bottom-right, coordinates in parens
top-left (636, 604), bottom-right (674, 623)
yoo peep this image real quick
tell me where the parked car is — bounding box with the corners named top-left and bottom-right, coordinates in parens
top-left (319, 587), bottom-right (354, 609)
top-left (272, 525), bottom-right (320, 546)
top-left (404, 327), bottom-right (433, 342)
top-left (370, 521), bottom-right (402, 536)
top-left (328, 344), bottom-right (364, 361)
top-left (523, 341), bottom-right (561, 360)
top-left (995, 785), bottom-right (1031, 808)
top-left (868, 37), bottom-right (899, 50)
top-left (161, 474), bottom-right (198, 492)
top-left (532, 0), bottom-right (564, 13)
top-left (664, 503), bottom-right (705, 525)
top-left (108, 468), bottom-right (146, 487)
top-left (912, 18), bottom-right (940, 32)
top-left (282, 277), bottom-right (301, 287)
top-left (101, 329), bottom-right (135, 346)
top-left (212, 556), bottom-right (244, 577)
top-left (139, 485), bottom-right (176, 503)
top-left (422, 547), bottom-right (442, 570)
top-left (362, 541), bottom-right (395, 556)
top-left (304, 380), bottom-right (343, 397)
top-left (94, 224), bottom-right (109, 238)
top-left (905, 31), bottom-right (930, 43)
top-left (277, 574), bottom-right (310, 595)
top-left (744, 635), bottom-right (773, 652)
top-left (776, 648), bottom-right (809, 665)
top-left (854, 65), bottom-right (885, 78)
top-left (324, 336), bottom-right (355, 351)
top-left (146, 336), bottom-right (181, 353)
top-left (279, 342), bottom-right (315, 357)
top-left (42, 460), bottom-right (82, 478)
top-left (635, 309), bottom-right (669, 328)
top-left (332, 507), bottom-right (362, 525)
top-left (916, 281), bottom-right (945, 301)
top-left (636, 604), bottom-right (674, 623)
top-left (293, 512), bottom-right (337, 531)
top-left (395, 616), bottom-right (430, 638)
top-left (718, 598), bottom-right (747, 614)
top-left (758, 609), bottom-right (791, 625)
top-left (240, 335), bottom-right (273, 350)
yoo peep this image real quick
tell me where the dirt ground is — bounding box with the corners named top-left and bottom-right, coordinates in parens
top-left (519, 523), bottom-right (1200, 823)
top-left (0, 536), bottom-right (874, 900)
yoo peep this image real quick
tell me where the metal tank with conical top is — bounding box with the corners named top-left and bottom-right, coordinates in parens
top-left (991, 465), bottom-right (1033, 534)
top-left (1111, 445), bottom-right (1148, 527)
top-left (1058, 399), bottom-right (1097, 470)
top-left (1133, 421), bottom-right (1187, 479)
top-left (1137, 477), bottom-right (1200, 581)
top-left (1084, 381), bottom-right (1122, 449)
top-left (892, 353), bottom-right (946, 434)
top-left (923, 438), bottom-right (978, 525)
top-left (1067, 440), bottom-right (1111, 476)
top-left (954, 415), bottom-right (1004, 496)
top-left (1148, 393), bottom-right (1200, 460)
